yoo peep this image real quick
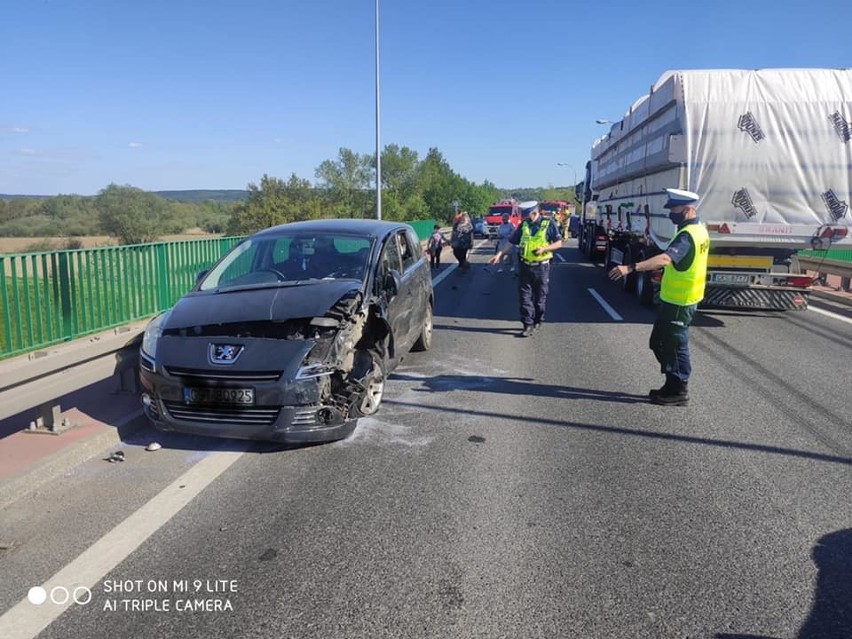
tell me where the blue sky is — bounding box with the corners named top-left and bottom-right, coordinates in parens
top-left (2, 0), bottom-right (851, 196)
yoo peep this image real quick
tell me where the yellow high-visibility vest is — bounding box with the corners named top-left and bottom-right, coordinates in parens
top-left (520, 219), bottom-right (552, 263)
top-left (660, 223), bottom-right (710, 306)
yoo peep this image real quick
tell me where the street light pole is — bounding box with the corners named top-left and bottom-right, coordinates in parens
top-left (374, 0), bottom-right (382, 220)
top-left (556, 162), bottom-right (577, 188)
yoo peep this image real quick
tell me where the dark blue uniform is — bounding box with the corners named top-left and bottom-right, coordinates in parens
top-left (506, 217), bottom-right (562, 328)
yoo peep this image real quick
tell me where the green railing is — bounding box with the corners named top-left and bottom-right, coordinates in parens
top-left (1, 237), bottom-right (244, 360)
top-left (0, 219), bottom-right (437, 360)
top-left (798, 248), bottom-right (852, 262)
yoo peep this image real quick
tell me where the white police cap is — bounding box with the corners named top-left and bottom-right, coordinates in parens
top-left (663, 188), bottom-right (700, 209)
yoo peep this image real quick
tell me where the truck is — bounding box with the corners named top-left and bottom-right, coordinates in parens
top-left (483, 199), bottom-right (522, 238)
top-left (540, 200), bottom-right (572, 236)
top-left (579, 68), bottom-right (852, 310)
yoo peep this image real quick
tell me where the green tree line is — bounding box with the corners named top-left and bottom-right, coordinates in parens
top-left (1, 144), bottom-right (576, 245)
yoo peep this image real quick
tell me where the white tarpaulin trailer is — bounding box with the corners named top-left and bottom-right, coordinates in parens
top-left (590, 68), bottom-right (852, 248)
top-left (584, 68), bottom-right (852, 310)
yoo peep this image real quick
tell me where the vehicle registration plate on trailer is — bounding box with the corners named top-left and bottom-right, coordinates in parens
top-left (183, 387), bottom-right (255, 405)
top-left (711, 273), bottom-right (751, 284)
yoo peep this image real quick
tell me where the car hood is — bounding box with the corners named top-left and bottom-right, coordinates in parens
top-left (164, 280), bottom-right (363, 328)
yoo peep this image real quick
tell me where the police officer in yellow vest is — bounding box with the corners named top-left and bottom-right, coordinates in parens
top-left (608, 188), bottom-right (709, 405)
top-left (489, 204), bottom-right (563, 337)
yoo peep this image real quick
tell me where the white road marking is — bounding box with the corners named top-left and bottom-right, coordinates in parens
top-left (554, 253), bottom-right (566, 262)
top-left (0, 446), bottom-right (247, 639)
top-left (432, 263), bottom-right (458, 287)
top-left (809, 305), bottom-right (852, 326)
top-left (587, 288), bottom-right (624, 321)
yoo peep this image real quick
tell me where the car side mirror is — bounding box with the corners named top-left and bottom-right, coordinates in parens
top-left (195, 269), bottom-right (209, 285)
top-left (385, 269), bottom-right (402, 297)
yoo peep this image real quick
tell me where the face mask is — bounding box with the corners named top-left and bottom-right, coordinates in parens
top-left (668, 210), bottom-right (686, 226)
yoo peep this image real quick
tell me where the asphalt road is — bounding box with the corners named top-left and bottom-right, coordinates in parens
top-left (1, 239), bottom-right (850, 639)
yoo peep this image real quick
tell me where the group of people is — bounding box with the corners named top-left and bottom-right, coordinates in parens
top-left (425, 212), bottom-right (474, 270)
top-left (425, 187), bottom-right (709, 407)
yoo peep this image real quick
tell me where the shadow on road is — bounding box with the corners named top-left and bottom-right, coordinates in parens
top-left (383, 399), bottom-right (852, 468)
top-left (715, 528), bottom-right (852, 639)
top-left (390, 373), bottom-right (649, 404)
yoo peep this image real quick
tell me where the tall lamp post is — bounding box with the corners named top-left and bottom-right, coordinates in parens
top-left (374, 0), bottom-right (382, 220)
top-left (556, 162), bottom-right (577, 190)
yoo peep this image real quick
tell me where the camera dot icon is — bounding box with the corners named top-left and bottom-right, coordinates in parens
top-left (27, 587), bottom-right (47, 605)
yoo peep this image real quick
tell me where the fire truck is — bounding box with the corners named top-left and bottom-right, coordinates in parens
top-left (483, 199), bottom-right (522, 238)
top-left (539, 201), bottom-right (571, 234)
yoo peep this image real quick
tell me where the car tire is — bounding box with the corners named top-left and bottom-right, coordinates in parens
top-left (411, 303), bottom-right (433, 352)
top-left (349, 350), bottom-right (385, 418)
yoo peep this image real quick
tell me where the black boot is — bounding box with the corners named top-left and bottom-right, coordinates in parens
top-left (651, 378), bottom-right (689, 406)
top-left (649, 374), bottom-right (677, 399)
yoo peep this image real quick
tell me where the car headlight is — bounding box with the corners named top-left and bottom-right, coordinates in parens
top-left (141, 312), bottom-right (169, 359)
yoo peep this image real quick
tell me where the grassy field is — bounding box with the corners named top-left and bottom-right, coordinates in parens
top-left (0, 230), bottom-right (222, 254)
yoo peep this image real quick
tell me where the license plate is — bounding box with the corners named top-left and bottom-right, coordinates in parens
top-left (711, 273), bottom-right (751, 284)
top-left (183, 387), bottom-right (255, 406)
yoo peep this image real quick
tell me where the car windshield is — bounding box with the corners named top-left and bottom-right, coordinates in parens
top-left (199, 233), bottom-right (374, 291)
top-left (488, 206), bottom-right (514, 216)
top-left (540, 204), bottom-right (559, 212)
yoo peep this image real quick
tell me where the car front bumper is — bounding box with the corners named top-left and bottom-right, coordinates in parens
top-left (139, 360), bottom-right (356, 444)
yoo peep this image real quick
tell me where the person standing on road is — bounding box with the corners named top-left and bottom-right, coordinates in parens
top-left (451, 211), bottom-right (474, 271)
top-left (426, 224), bottom-right (448, 269)
top-left (608, 188), bottom-right (709, 406)
top-left (496, 214), bottom-right (517, 272)
top-left (489, 204), bottom-right (563, 337)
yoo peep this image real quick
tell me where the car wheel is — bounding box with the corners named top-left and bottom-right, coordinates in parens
top-left (411, 303), bottom-right (433, 352)
top-left (349, 351), bottom-right (385, 418)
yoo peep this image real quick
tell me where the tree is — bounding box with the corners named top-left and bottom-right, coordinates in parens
top-left (227, 173), bottom-right (326, 235)
top-left (314, 148), bottom-right (373, 218)
top-left (96, 184), bottom-right (171, 244)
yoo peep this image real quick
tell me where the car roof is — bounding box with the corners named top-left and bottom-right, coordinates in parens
top-left (253, 218), bottom-right (412, 240)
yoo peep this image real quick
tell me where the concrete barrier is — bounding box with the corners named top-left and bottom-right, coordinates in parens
top-left (0, 320), bottom-right (148, 433)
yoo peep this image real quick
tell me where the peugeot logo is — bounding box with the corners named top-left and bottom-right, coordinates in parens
top-left (209, 344), bottom-right (244, 365)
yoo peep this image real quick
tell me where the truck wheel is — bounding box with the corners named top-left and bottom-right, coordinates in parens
top-left (622, 248), bottom-right (637, 294)
top-left (637, 271), bottom-right (654, 306)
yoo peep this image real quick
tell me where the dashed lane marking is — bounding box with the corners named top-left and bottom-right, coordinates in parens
top-left (587, 288), bottom-right (624, 321)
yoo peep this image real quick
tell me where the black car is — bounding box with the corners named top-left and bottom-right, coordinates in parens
top-left (139, 219), bottom-right (434, 444)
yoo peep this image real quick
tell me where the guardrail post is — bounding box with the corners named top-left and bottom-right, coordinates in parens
top-left (56, 251), bottom-right (74, 341)
top-left (155, 242), bottom-right (170, 311)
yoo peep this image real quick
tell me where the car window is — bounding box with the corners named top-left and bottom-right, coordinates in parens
top-left (374, 234), bottom-right (403, 294)
top-left (399, 230), bottom-right (418, 271)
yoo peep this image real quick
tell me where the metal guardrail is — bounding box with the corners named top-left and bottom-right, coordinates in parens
top-left (795, 256), bottom-right (852, 284)
top-left (1, 220), bottom-right (438, 361)
top-left (1, 237), bottom-right (245, 360)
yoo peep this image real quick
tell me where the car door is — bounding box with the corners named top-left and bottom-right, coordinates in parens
top-left (374, 231), bottom-right (411, 363)
top-left (400, 228), bottom-right (430, 343)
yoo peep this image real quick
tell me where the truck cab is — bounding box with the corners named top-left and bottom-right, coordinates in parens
top-left (484, 200), bottom-right (521, 238)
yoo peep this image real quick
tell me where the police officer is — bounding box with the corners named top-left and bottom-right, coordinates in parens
top-left (489, 204), bottom-right (563, 337)
top-left (608, 188), bottom-right (709, 405)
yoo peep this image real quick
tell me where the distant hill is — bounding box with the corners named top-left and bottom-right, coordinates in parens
top-left (1, 190), bottom-right (249, 203)
top-left (154, 190), bottom-right (248, 203)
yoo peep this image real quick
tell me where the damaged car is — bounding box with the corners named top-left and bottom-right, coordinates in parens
top-left (138, 219), bottom-right (434, 444)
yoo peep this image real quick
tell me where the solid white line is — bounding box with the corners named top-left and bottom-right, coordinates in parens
top-left (0, 446), bottom-right (247, 639)
top-left (809, 305), bottom-right (852, 326)
top-left (587, 288), bottom-right (624, 321)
